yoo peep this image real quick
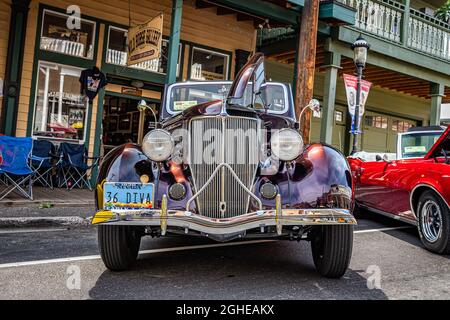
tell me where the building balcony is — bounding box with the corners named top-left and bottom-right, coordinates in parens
top-left (258, 0), bottom-right (449, 63)
top-left (337, 0), bottom-right (450, 62)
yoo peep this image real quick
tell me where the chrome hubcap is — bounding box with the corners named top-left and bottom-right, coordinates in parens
top-left (421, 200), bottom-right (442, 243)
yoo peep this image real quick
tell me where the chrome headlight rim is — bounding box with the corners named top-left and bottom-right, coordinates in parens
top-left (142, 129), bottom-right (174, 162)
top-left (270, 128), bottom-right (304, 161)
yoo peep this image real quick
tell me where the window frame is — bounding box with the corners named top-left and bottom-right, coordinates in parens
top-left (105, 25), bottom-right (182, 76)
top-left (31, 60), bottom-right (89, 144)
top-left (40, 8), bottom-right (97, 61)
top-left (188, 46), bottom-right (231, 81)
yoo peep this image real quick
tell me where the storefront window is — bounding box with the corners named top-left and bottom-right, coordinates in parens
top-left (365, 115), bottom-right (388, 129)
top-left (33, 62), bottom-right (88, 142)
top-left (190, 47), bottom-right (229, 80)
top-left (40, 9), bottom-right (96, 59)
top-left (106, 26), bottom-right (180, 75)
top-left (392, 119), bottom-right (413, 132)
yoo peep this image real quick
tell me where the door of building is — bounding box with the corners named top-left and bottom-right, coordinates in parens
top-left (101, 94), bottom-right (160, 155)
top-left (361, 111), bottom-right (417, 153)
top-left (310, 105), bottom-right (347, 152)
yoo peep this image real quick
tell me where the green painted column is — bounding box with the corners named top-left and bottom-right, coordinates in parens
top-left (165, 0), bottom-right (183, 84)
top-left (320, 52), bottom-right (341, 144)
top-left (1, 0), bottom-right (31, 135)
top-left (429, 82), bottom-right (445, 125)
top-left (90, 88), bottom-right (106, 186)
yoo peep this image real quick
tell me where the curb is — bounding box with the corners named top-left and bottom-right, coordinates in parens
top-left (0, 216), bottom-right (92, 228)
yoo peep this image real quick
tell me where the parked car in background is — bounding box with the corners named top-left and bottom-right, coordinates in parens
top-left (348, 126), bottom-right (450, 254)
top-left (92, 53), bottom-right (356, 278)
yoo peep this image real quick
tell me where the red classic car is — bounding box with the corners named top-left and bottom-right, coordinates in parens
top-left (348, 125), bottom-right (450, 254)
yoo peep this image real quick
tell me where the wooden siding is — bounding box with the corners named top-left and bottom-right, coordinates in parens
top-left (0, 0), bottom-right (11, 119)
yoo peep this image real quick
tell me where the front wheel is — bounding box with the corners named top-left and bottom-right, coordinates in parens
top-left (417, 190), bottom-right (450, 254)
top-left (311, 225), bottom-right (353, 278)
top-left (98, 225), bottom-right (143, 271)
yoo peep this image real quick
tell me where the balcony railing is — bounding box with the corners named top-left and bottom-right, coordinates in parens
top-left (106, 49), bottom-right (163, 73)
top-left (337, 0), bottom-right (450, 61)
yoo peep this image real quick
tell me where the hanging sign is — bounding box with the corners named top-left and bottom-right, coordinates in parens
top-left (343, 74), bottom-right (372, 134)
top-left (127, 14), bottom-right (163, 66)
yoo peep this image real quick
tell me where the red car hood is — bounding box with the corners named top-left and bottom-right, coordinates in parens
top-left (425, 125), bottom-right (450, 159)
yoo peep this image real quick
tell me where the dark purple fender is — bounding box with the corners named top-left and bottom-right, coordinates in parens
top-left (96, 142), bottom-right (353, 213)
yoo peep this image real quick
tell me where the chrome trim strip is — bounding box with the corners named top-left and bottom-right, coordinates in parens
top-left (359, 203), bottom-right (417, 226)
top-left (93, 208), bottom-right (357, 235)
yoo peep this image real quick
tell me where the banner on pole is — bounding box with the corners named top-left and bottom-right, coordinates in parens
top-left (343, 73), bottom-right (372, 134)
top-left (127, 14), bottom-right (163, 66)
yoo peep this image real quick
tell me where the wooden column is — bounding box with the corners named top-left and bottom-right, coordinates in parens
top-left (429, 82), bottom-right (445, 125)
top-left (1, 0), bottom-right (30, 135)
top-left (294, 0), bottom-right (320, 144)
top-left (165, 0), bottom-right (183, 84)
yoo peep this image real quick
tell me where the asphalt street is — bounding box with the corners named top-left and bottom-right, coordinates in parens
top-left (0, 211), bottom-right (449, 300)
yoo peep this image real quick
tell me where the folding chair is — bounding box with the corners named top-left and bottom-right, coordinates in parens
top-left (57, 143), bottom-right (99, 190)
top-left (0, 136), bottom-right (34, 200)
top-left (31, 140), bottom-right (57, 189)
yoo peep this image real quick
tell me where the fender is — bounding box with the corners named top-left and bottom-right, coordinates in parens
top-left (251, 143), bottom-right (353, 211)
top-left (410, 183), bottom-right (450, 218)
top-left (95, 144), bottom-right (154, 210)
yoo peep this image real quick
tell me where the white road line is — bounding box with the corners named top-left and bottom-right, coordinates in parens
top-left (0, 228), bottom-right (68, 234)
top-left (0, 226), bottom-right (413, 269)
top-left (0, 239), bottom-right (274, 269)
top-left (354, 226), bottom-right (413, 234)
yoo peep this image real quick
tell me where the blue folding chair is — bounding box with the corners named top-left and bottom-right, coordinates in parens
top-left (31, 140), bottom-right (57, 189)
top-left (57, 143), bottom-right (99, 190)
top-left (0, 136), bottom-right (34, 200)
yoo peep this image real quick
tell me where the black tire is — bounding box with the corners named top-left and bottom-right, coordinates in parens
top-left (311, 225), bottom-right (353, 278)
top-left (353, 201), bottom-right (365, 219)
top-left (98, 225), bottom-right (143, 271)
top-left (417, 190), bottom-right (450, 254)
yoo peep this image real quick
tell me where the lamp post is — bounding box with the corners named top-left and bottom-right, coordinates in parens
top-left (350, 35), bottom-right (370, 155)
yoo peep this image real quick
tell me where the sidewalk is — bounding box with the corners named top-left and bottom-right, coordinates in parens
top-left (0, 187), bottom-right (95, 228)
top-left (0, 186), bottom-right (95, 208)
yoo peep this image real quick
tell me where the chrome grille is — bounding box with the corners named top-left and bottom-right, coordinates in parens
top-left (189, 117), bottom-right (260, 218)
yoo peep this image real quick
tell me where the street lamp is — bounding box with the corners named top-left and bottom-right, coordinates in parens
top-left (350, 35), bottom-right (370, 155)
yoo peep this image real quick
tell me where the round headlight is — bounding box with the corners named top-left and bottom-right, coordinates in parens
top-left (142, 129), bottom-right (174, 162)
top-left (270, 129), bottom-right (304, 161)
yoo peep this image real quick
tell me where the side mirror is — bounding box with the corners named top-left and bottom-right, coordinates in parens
top-left (375, 155), bottom-right (382, 161)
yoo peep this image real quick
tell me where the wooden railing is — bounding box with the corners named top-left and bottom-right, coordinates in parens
top-left (337, 0), bottom-right (450, 61)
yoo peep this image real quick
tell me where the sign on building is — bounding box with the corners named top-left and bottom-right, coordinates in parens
top-left (127, 14), bottom-right (163, 66)
top-left (343, 74), bottom-right (372, 133)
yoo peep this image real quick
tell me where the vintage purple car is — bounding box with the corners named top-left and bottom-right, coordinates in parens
top-left (92, 54), bottom-right (356, 278)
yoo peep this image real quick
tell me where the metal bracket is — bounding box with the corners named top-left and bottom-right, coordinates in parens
top-left (275, 194), bottom-right (282, 235)
top-left (160, 194), bottom-right (168, 236)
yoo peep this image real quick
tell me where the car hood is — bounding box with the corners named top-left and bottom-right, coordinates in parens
top-left (425, 125), bottom-right (450, 159)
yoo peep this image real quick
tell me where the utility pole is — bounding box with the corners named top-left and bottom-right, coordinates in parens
top-left (294, 0), bottom-right (320, 144)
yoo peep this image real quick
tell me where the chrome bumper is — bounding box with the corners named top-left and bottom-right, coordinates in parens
top-left (92, 205), bottom-right (356, 236)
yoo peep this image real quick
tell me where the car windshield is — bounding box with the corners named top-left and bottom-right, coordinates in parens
top-left (400, 132), bottom-right (443, 158)
top-left (166, 83), bottom-right (287, 114)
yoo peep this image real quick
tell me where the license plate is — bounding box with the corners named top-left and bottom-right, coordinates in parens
top-left (103, 182), bottom-right (154, 210)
